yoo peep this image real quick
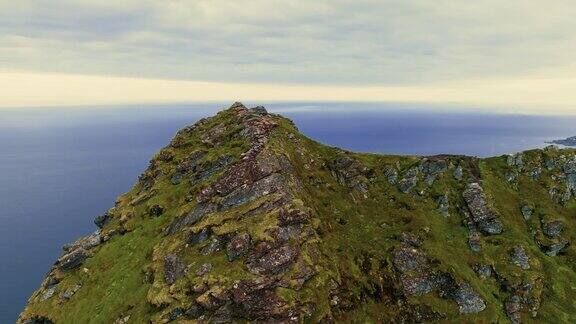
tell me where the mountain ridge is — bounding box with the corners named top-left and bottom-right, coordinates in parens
top-left (20, 102), bottom-right (576, 323)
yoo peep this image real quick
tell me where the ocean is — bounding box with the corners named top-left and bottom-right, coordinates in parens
top-left (1, 102), bottom-right (574, 322)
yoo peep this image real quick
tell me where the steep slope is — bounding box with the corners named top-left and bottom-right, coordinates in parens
top-left (20, 103), bottom-right (576, 323)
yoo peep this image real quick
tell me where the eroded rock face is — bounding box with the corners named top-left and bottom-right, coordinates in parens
top-left (226, 232), bottom-right (251, 262)
top-left (56, 249), bottom-right (88, 271)
top-left (399, 167), bottom-right (419, 193)
top-left (246, 244), bottom-right (299, 275)
top-left (164, 254), bottom-right (186, 284)
top-left (331, 155), bottom-right (371, 197)
top-left (392, 242), bottom-right (486, 314)
top-left (463, 183), bottom-right (503, 235)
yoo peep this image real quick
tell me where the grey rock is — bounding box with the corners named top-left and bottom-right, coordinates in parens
top-left (542, 240), bottom-right (569, 256)
top-left (506, 172), bottom-right (517, 183)
top-left (166, 203), bottom-right (218, 234)
top-left (196, 263), bottom-right (213, 276)
top-left (63, 231), bottom-right (101, 253)
top-left (167, 308), bottom-right (184, 321)
top-left (170, 173), bottom-right (183, 185)
top-left (437, 194), bottom-right (450, 217)
top-left (246, 244), bottom-right (299, 275)
top-left (468, 230), bottom-right (482, 252)
top-left (400, 232), bottom-right (423, 247)
top-left (211, 302), bottom-right (234, 323)
top-left (507, 153), bottom-right (524, 168)
top-left (544, 157), bottom-right (556, 170)
top-left (505, 295), bottom-right (522, 324)
top-left (542, 220), bottom-right (564, 239)
top-left (57, 249), bottom-right (88, 271)
top-left (201, 237), bottom-right (223, 255)
top-left (164, 253), bottom-right (186, 284)
top-left (529, 167), bottom-right (542, 180)
top-left (401, 272), bottom-right (435, 296)
top-left (220, 173), bottom-right (288, 210)
top-left (510, 246), bottom-right (530, 270)
top-left (148, 204), bottom-right (164, 217)
top-left (393, 245), bottom-right (430, 273)
top-left (474, 264), bottom-right (493, 279)
top-left (520, 204), bottom-right (534, 221)
top-left (188, 227), bottom-right (210, 245)
top-left (463, 183), bottom-right (503, 235)
top-left (454, 165), bottom-right (464, 181)
top-left (383, 166), bottom-right (398, 184)
top-left (60, 283), bottom-right (82, 301)
top-left (94, 212), bottom-right (111, 229)
top-left (398, 167), bottom-right (419, 193)
top-left (452, 283), bottom-right (487, 314)
top-left (226, 232), bottom-right (251, 261)
top-left (421, 159), bottom-right (448, 186)
top-left (40, 287), bottom-right (56, 301)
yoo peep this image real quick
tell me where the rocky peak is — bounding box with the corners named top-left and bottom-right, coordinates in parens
top-left (19, 104), bottom-right (576, 324)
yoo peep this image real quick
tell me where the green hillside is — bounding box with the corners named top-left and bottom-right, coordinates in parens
top-left (20, 103), bottom-right (576, 323)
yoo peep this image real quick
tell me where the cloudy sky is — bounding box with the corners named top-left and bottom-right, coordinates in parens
top-left (2, 0), bottom-right (576, 112)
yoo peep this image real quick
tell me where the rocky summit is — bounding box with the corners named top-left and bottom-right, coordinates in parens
top-left (20, 103), bottom-right (576, 323)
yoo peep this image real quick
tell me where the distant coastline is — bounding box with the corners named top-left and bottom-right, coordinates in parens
top-left (547, 136), bottom-right (576, 147)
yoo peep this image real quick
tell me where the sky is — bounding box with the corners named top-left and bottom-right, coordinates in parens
top-left (1, 0), bottom-right (576, 113)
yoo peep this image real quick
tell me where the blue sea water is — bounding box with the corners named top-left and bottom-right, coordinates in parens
top-left (0, 102), bottom-right (574, 322)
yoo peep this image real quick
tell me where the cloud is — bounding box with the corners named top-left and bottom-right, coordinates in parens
top-left (2, 70), bottom-right (576, 114)
top-left (1, 0), bottom-right (576, 87)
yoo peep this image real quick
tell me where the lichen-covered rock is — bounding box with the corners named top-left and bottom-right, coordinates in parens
top-left (164, 253), bottom-right (186, 284)
top-left (463, 183), bottom-right (503, 235)
top-left (437, 193), bottom-right (450, 217)
top-left (56, 249), bottom-right (88, 271)
top-left (542, 220), bottom-right (564, 239)
top-left (226, 232), bottom-right (251, 261)
top-left (510, 246), bottom-right (530, 270)
top-left (398, 167), bottom-right (419, 193)
top-left (520, 204), bottom-right (534, 220)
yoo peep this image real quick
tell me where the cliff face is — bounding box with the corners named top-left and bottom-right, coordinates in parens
top-left (20, 103), bottom-right (576, 323)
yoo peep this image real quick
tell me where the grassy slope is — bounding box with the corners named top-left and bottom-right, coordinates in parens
top-left (21, 110), bottom-right (576, 323)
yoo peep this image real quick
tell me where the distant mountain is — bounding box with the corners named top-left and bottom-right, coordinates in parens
top-left (548, 136), bottom-right (576, 147)
top-left (20, 103), bottom-right (576, 323)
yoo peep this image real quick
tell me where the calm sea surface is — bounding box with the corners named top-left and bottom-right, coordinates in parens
top-left (1, 102), bottom-right (574, 321)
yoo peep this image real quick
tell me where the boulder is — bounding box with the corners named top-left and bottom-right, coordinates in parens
top-left (463, 183), bottom-right (503, 235)
top-left (454, 165), bottom-right (464, 181)
top-left (520, 205), bottom-right (534, 221)
top-left (542, 220), bottom-right (564, 239)
top-left (148, 204), bottom-right (164, 217)
top-left (541, 240), bottom-right (569, 256)
top-left (383, 166), bottom-right (398, 184)
top-left (398, 167), bottom-right (419, 193)
top-left (510, 246), bottom-right (530, 270)
top-left (437, 194), bottom-right (450, 217)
